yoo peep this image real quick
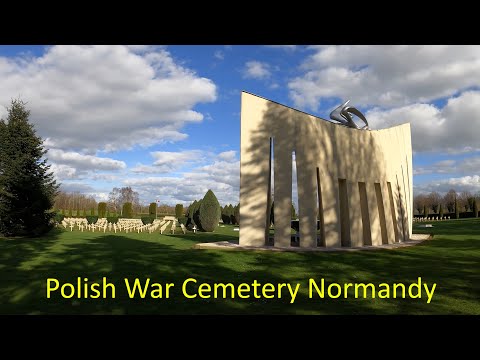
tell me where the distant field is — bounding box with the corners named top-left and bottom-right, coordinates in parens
top-left (0, 219), bottom-right (479, 314)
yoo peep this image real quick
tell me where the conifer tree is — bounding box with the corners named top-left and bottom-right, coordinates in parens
top-left (0, 99), bottom-right (58, 236)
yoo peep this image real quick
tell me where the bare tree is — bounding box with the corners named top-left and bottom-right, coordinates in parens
top-left (108, 186), bottom-right (140, 215)
top-left (413, 194), bottom-right (427, 215)
top-left (428, 191), bottom-right (442, 214)
top-left (54, 191), bottom-right (97, 212)
top-left (443, 189), bottom-right (457, 213)
top-left (459, 191), bottom-right (472, 212)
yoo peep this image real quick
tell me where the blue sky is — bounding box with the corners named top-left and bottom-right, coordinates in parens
top-left (0, 45), bottom-right (479, 206)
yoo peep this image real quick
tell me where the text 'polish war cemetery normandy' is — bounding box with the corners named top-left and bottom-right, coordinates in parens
top-left (0, 95), bottom-right (479, 316)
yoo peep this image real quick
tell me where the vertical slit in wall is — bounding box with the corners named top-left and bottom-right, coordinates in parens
top-left (375, 182), bottom-right (388, 245)
top-left (316, 167), bottom-right (325, 247)
top-left (292, 151), bottom-right (299, 246)
top-left (401, 165), bottom-right (409, 239)
top-left (387, 181), bottom-right (399, 242)
top-left (358, 182), bottom-right (371, 246)
top-left (405, 155), bottom-right (411, 226)
top-left (338, 178), bottom-right (351, 247)
top-left (396, 175), bottom-right (406, 242)
top-left (265, 137), bottom-right (273, 246)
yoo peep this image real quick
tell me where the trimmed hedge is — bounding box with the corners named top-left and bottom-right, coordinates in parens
top-left (86, 216), bottom-right (98, 224)
top-left (149, 202), bottom-right (157, 216)
top-left (141, 216), bottom-right (155, 225)
top-left (98, 202), bottom-right (107, 218)
top-left (122, 202), bottom-right (133, 218)
top-left (175, 204), bottom-right (184, 218)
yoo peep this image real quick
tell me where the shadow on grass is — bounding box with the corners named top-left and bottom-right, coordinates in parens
top-left (0, 225), bottom-right (478, 315)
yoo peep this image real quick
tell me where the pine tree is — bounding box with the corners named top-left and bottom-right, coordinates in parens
top-left (439, 204), bottom-right (444, 218)
top-left (0, 99), bottom-right (58, 236)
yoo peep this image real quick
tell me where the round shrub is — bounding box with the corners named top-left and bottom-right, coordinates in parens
top-left (106, 216), bottom-right (119, 224)
top-left (86, 216), bottom-right (98, 224)
top-left (54, 213), bottom-right (65, 223)
top-left (141, 216), bottom-right (155, 225)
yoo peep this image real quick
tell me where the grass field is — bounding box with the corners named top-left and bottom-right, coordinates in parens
top-left (0, 219), bottom-right (479, 314)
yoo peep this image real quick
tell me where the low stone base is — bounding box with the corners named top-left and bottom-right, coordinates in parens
top-left (193, 234), bottom-right (432, 252)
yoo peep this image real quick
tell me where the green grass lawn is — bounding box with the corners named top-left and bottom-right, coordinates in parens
top-left (0, 219), bottom-right (479, 314)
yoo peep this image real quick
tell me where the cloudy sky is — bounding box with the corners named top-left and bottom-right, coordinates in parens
top-left (0, 45), bottom-right (479, 206)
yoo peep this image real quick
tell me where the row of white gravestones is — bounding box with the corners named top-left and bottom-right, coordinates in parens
top-left (414, 216), bottom-right (451, 222)
top-left (60, 217), bottom-right (180, 234)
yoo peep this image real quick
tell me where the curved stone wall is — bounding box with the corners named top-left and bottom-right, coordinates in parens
top-left (239, 92), bottom-right (413, 248)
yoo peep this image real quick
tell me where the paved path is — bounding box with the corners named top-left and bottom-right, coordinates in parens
top-left (193, 234), bottom-right (432, 252)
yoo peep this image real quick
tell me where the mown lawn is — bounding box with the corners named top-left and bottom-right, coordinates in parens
top-left (0, 220), bottom-right (479, 314)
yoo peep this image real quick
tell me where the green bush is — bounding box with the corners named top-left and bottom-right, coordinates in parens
top-left (198, 190), bottom-right (221, 232)
top-left (141, 216), bottom-right (155, 225)
top-left (98, 202), bottom-right (107, 218)
top-left (193, 199), bottom-right (202, 227)
top-left (234, 203), bottom-right (240, 225)
top-left (68, 208), bottom-right (73, 217)
top-left (86, 216), bottom-right (98, 224)
top-left (221, 213), bottom-right (231, 224)
top-left (90, 208), bottom-right (95, 216)
top-left (439, 204), bottom-right (444, 218)
top-left (177, 216), bottom-right (187, 225)
top-left (122, 202), bottom-right (133, 218)
top-left (54, 213), bottom-right (65, 223)
top-left (149, 202), bottom-right (157, 217)
top-left (474, 199), bottom-right (479, 218)
top-left (175, 204), bottom-right (184, 218)
top-left (423, 205), bottom-right (428, 218)
top-left (106, 216), bottom-right (119, 224)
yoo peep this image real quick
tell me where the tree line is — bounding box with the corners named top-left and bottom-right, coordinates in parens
top-left (413, 189), bottom-right (479, 217)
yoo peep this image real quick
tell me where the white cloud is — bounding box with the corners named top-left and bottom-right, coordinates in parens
top-left (265, 45), bottom-right (297, 51)
top-left (415, 175), bottom-right (480, 195)
top-left (243, 61), bottom-right (271, 79)
top-left (217, 150), bottom-right (236, 161)
top-left (0, 45), bottom-right (216, 153)
top-left (47, 148), bottom-right (126, 171)
top-left (414, 156), bottom-right (480, 175)
top-left (124, 150), bottom-right (240, 205)
top-left (289, 45), bottom-right (480, 111)
top-left (366, 90), bottom-right (480, 153)
top-left (214, 50), bottom-right (224, 60)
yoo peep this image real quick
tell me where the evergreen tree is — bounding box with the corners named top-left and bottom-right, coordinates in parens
top-left (234, 203), bottom-right (240, 225)
top-left (291, 203), bottom-right (297, 220)
top-left (0, 99), bottom-right (58, 236)
top-left (98, 202), bottom-right (107, 218)
top-left (198, 190), bottom-right (221, 232)
top-left (439, 204), bottom-right (444, 218)
top-left (455, 198), bottom-right (460, 219)
top-left (227, 204), bottom-right (235, 224)
top-left (123, 202), bottom-right (133, 218)
top-left (474, 198), bottom-right (479, 218)
top-left (149, 202), bottom-right (157, 217)
top-left (175, 204), bottom-right (184, 218)
top-left (423, 205), bottom-right (428, 218)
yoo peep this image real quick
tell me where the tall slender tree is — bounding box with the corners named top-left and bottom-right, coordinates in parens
top-left (0, 99), bottom-right (58, 236)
